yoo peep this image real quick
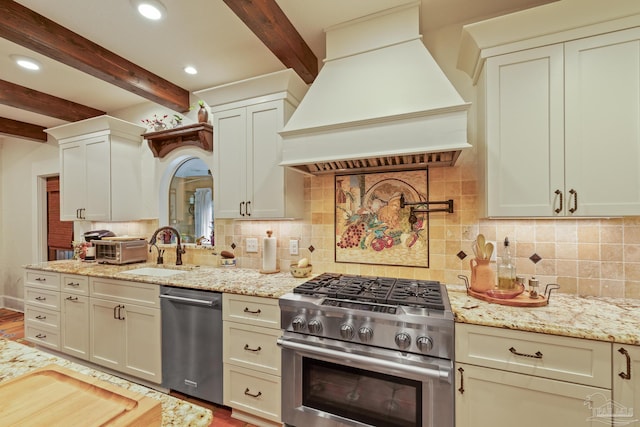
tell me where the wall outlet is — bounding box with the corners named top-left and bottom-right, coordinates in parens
top-left (246, 238), bottom-right (258, 253)
top-left (289, 239), bottom-right (299, 256)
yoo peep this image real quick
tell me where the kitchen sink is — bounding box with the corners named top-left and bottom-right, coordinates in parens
top-left (121, 267), bottom-right (190, 278)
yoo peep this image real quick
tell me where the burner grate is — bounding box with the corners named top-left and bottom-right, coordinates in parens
top-left (294, 273), bottom-right (445, 310)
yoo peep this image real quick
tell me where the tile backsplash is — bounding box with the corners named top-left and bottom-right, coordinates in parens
top-left (107, 164), bottom-right (640, 299)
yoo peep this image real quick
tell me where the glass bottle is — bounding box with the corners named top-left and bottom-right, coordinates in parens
top-left (497, 237), bottom-right (516, 289)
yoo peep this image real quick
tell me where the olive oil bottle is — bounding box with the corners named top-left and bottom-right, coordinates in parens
top-left (497, 237), bottom-right (516, 289)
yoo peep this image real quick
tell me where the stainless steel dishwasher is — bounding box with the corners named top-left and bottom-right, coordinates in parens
top-left (160, 286), bottom-right (223, 405)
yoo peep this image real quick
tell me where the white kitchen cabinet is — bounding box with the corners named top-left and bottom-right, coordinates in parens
top-left (60, 274), bottom-right (89, 360)
top-left (222, 293), bottom-right (282, 426)
top-left (89, 277), bottom-right (161, 384)
top-left (24, 270), bottom-right (61, 350)
top-left (613, 344), bottom-right (640, 425)
top-left (46, 115), bottom-right (145, 221)
top-left (213, 99), bottom-right (303, 219)
top-left (455, 323), bottom-right (612, 427)
top-left (480, 26), bottom-right (640, 217)
top-left (61, 293), bottom-right (89, 360)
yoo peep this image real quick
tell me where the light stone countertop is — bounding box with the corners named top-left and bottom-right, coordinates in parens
top-left (24, 261), bottom-right (640, 345)
top-left (0, 339), bottom-right (212, 426)
top-left (446, 285), bottom-right (640, 345)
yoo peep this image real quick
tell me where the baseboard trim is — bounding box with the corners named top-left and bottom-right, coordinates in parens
top-left (3, 296), bottom-right (24, 312)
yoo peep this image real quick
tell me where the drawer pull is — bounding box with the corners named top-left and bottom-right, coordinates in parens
top-left (244, 344), bottom-right (262, 352)
top-left (244, 388), bottom-right (262, 398)
top-left (457, 367), bottom-right (465, 394)
top-left (67, 282), bottom-right (80, 287)
top-left (509, 347), bottom-right (543, 359)
top-left (243, 307), bottom-right (261, 315)
top-left (35, 315), bottom-right (46, 320)
top-left (35, 277), bottom-right (46, 282)
top-left (35, 296), bottom-right (46, 301)
top-left (618, 347), bottom-right (632, 380)
top-left (66, 296), bottom-right (79, 301)
top-left (35, 333), bottom-right (47, 339)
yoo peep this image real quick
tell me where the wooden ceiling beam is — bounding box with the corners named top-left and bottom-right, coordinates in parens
top-left (0, 1), bottom-right (190, 112)
top-left (0, 117), bottom-right (47, 142)
top-left (223, 0), bottom-right (318, 84)
top-left (0, 79), bottom-right (105, 122)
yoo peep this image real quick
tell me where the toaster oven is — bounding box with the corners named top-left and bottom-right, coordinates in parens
top-left (94, 239), bottom-right (148, 265)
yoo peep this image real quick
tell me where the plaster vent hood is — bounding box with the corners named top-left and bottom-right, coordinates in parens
top-left (279, 2), bottom-right (471, 175)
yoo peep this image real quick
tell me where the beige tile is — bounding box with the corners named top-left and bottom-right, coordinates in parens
top-left (535, 225), bottom-right (556, 242)
top-left (577, 260), bottom-right (601, 279)
top-left (578, 225), bottom-right (600, 243)
top-left (556, 276), bottom-right (577, 294)
top-left (624, 263), bottom-right (640, 281)
top-left (601, 280), bottom-right (625, 298)
top-left (625, 281), bottom-right (640, 299)
top-left (555, 221), bottom-right (578, 243)
top-left (624, 244), bottom-right (640, 262)
top-left (601, 262), bottom-right (624, 280)
top-left (601, 244), bottom-right (623, 262)
top-left (577, 243), bottom-right (599, 260)
top-left (624, 226), bottom-right (640, 244)
top-left (556, 243), bottom-right (578, 260)
top-left (556, 260), bottom-right (577, 277)
top-left (600, 225), bottom-right (623, 244)
top-left (535, 242), bottom-right (556, 260)
top-left (578, 278), bottom-right (601, 296)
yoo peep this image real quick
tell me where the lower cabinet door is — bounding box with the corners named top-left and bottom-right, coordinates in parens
top-left (89, 297), bottom-right (125, 370)
top-left (455, 363), bottom-right (612, 427)
top-left (61, 293), bottom-right (89, 360)
top-left (122, 304), bottom-right (161, 383)
top-left (613, 344), bottom-right (640, 426)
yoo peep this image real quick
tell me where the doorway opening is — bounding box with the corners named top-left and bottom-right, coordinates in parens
top-left (46, 176), bottom-right (73, 260)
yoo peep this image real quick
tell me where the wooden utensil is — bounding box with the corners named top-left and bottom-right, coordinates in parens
top-left (477, 234), bottom-right (486, 259)
top-left (485, 242), bottom-right (494, 260)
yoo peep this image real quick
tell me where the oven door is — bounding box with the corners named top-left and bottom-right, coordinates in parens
top-left (278, 333), bottom-right (453, 427)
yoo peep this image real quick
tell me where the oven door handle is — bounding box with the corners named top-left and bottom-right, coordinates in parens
top-left (277, 337), bottom-right (451, 383)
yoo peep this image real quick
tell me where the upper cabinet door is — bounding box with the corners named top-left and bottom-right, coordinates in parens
top-left (214, 107), bottom-right (248, 219)
top-left (484, 44), bottom-right (565, 217)
top-left (59, 140), bottom-right (86, 221)
top-left (565, 27), bottom-right (640, 216)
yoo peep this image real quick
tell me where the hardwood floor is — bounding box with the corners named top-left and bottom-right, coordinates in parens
top-left (0, 308), bottom-right (255, 427)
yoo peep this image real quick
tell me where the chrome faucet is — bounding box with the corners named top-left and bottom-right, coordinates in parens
top-left (149, 226), bottom-right (185, 265)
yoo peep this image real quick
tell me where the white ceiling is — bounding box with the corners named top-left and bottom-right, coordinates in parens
top-left (1, 0), bottom-right (556, 130)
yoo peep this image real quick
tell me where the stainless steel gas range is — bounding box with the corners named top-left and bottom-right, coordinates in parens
top-left (278, 273), bottom-right (455, 427)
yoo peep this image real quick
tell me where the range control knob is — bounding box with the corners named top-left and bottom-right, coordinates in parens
top-left (339, 323), bottom-right (355, 340)
top-left (291, 317), bottom-right (306, 332)
top-left (417, 336), bottom-right (434, 353)
top-left (395, 332), bottom-right (412, 350)
top-left (308, 319), bottom-right (323, 334)
top-left (358, 326), bottom-right (374, 343)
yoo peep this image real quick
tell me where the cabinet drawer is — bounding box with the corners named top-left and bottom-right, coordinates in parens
top-left (90, 277), bottom-right (159, 307)
top-left (456, 323), bottom-right (611, 388)
top-left (61, 274), bottom-right (89, 295)
top-left (224, 365), bottom-right (281, 422)
top-left (25, 324), bottom-right (60, 349)
top-left (223, 294), bottom-right (279, 328)
top-left (25, 305), bottom-right (60, 330)
top-left (25, 270), bottom-right (60, 291)
top-left (223, 321), bottom-right (281, 376)
top-left (24, 286), bottom-right (60, 311)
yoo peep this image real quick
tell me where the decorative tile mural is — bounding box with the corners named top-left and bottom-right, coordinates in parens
top-left (334, 170), bottom-right (429, 268)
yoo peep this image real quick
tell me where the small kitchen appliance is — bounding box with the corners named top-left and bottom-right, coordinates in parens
top-left (278, 272), bottom-right (454, 427)
top-left (94, 238), bottom-right (148, 265)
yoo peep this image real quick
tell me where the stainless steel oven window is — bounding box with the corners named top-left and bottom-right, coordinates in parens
top-left (303, 358), bottom-right (422, 427)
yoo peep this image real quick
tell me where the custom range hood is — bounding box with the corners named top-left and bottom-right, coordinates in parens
top-left (279, 2), bottom-right (471, 175)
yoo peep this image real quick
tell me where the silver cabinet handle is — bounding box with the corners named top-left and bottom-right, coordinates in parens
top-left (244, 344), bottom-right (262, 352)
top-left (244, 388), bottom-right (262, 398)
top-left (619, 347), bottom-right (632, 380)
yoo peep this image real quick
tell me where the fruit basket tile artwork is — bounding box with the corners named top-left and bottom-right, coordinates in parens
top-left (335, 170), bottom-right (429, 267)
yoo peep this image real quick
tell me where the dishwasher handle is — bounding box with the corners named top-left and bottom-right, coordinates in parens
top-left (159, 293), bottom-right (220, 307)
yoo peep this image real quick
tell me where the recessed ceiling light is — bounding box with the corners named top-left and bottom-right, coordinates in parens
top-left (10, 54), bottom-right (41, 71)
top-left (184, 66), bottom-right (198, 75)
top-left (131, 0), bottom-right (166, 20)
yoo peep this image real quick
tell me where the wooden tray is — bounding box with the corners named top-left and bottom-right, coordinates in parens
top-left (0, 365), bottom-right (161, 426)
top-left (468, 288), bottom-right (548, 307)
